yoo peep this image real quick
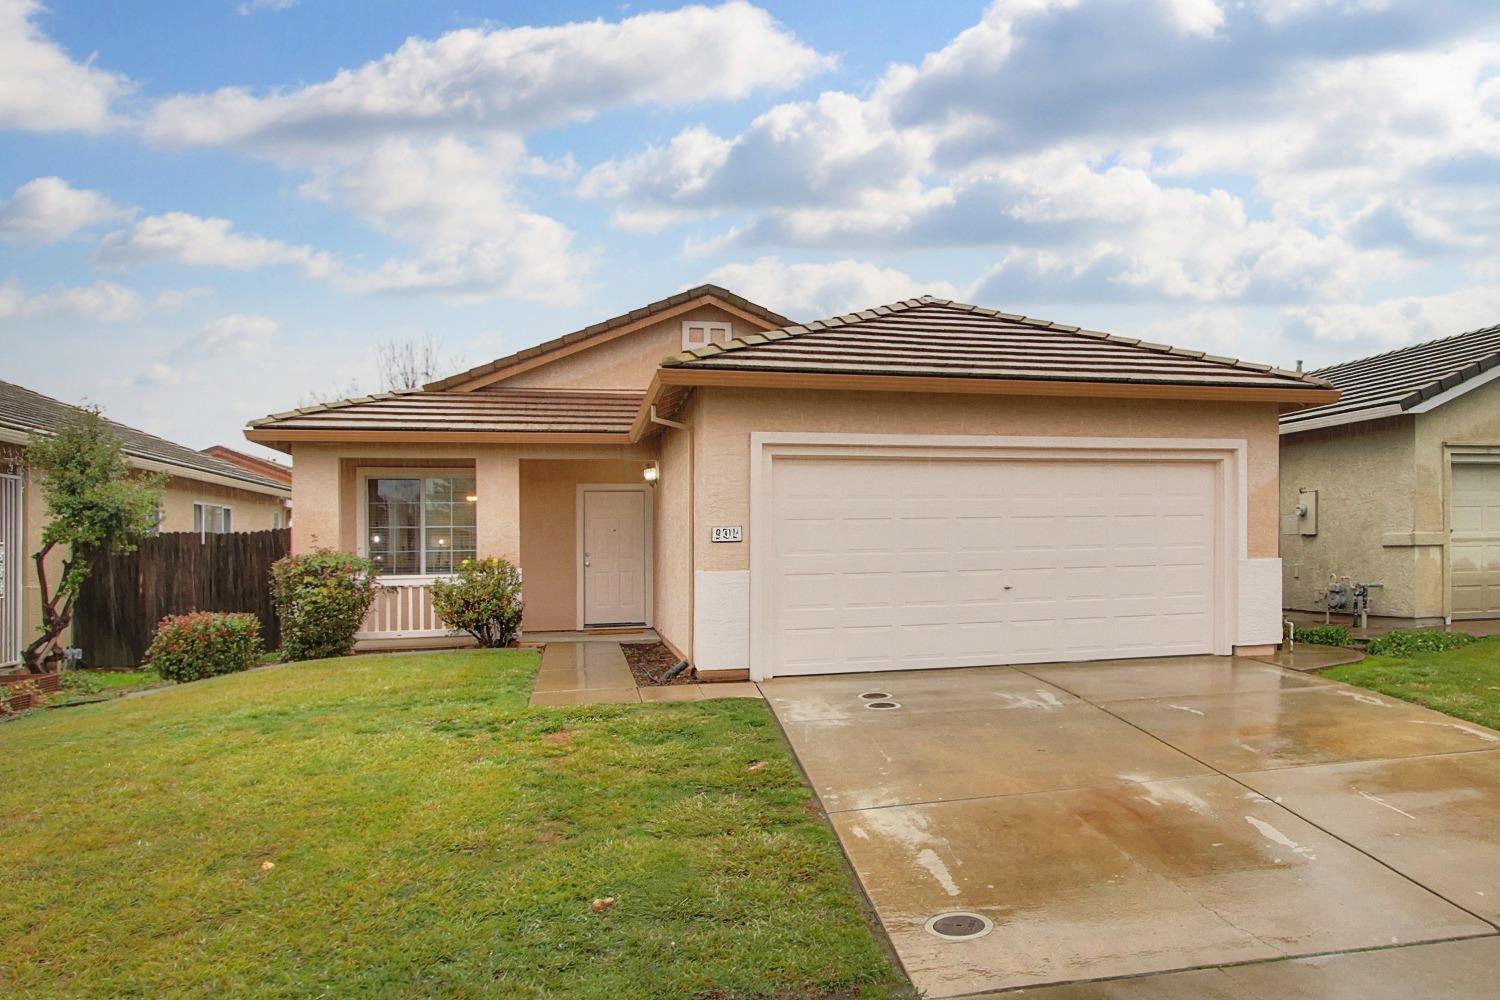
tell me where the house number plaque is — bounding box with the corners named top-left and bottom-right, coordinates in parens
top-left (711, 526), bottom-right (743, 543)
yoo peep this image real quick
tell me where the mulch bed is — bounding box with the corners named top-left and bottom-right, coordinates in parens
top-left (622, 642), bottom-right (693, 686)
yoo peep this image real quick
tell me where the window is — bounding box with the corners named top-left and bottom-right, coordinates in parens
top-left (193, 502), bottom-right (232, 538)
top-left (366, 474), bottom-right (476, 576)
top-left (272, 509), bottom-right (283, 530)
top-left (682, 320), bottom-right (732, 350)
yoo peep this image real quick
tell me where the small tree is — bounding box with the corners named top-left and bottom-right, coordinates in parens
top-left (376, 336), bottom-right (460, 392)
top-left (23, 407), bottom-right (164, 672)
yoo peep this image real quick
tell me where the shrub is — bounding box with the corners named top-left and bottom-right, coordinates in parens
top-left (271, 551), bottom-right (379, 662)
top-left (431, 558), bottom-right (524, 648)
top-left (145, 612), bottom-right (263, 683)
top-left (1292, 624), bottom-right (1351, 647)
top-left (1366, 629), bottom-right (1476, 658)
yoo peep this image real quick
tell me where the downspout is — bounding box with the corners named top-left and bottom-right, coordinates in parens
top-left (649, 406), bottom-right (693, 669)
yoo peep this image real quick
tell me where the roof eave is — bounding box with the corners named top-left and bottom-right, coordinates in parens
top-left (243, 427), bottom-right (637, 449)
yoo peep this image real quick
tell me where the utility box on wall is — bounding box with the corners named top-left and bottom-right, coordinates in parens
top-left (1296, 488), bottom-right (1318, 536)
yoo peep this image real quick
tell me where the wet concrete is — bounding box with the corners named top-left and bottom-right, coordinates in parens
top-left (1004, 935), bottom-right (1500, 999)
top-left (1250, 645), bottom-right (1365, 672)
top-left (765, 657), bottom-right (1500, 996)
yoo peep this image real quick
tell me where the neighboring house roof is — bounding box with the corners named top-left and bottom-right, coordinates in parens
top-left (424, 284), bottom-right (794, 391)
top-left (661, 297), bottom-right (1334, 395)
top-left (0, 379), bottom-right (290, 495)
top-left (247, 388), bottom-right (643, 442)
top-left (1280, 322), bottom-right (1500, 434)
top-left (200, 445), bottom-right (293, 486)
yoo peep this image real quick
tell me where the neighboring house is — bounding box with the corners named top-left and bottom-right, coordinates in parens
top-left (200, 445), bottom-right (293, 526)
top-left (246, 285), bottom-right (1336, 680)
top-left (1281, 323), bottom-right (1500, 625)
top-left (0, 379), bottom-right (293, 668)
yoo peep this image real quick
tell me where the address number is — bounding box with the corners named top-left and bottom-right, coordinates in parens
top-left (711, 525), bottom-right (743, 543)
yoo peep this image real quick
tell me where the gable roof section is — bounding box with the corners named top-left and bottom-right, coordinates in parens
top-left (200, 445), bottom-right (293, 486)
top-left (1280, 322), bottom-right (1500, 434)
top-left (425, 284), bottom-right (793, 392)
top-left (660, 297), bottom-right (1335, 399)
top-left (246, 388), bottom-right (643, 447)
top-left (0, 379), bottom-right (290, 495)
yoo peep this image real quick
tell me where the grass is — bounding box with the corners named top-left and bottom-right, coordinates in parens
top-left (1326, 636), bottom-right (1500, 731)
top-left (0, 650), bottom-right (905, 999)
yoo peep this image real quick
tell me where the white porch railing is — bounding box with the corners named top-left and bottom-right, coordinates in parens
top-left (356, 576), bottom-right (457, 640)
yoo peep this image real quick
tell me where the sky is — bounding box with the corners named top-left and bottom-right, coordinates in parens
top-left (5, 0), bottom-right (1500, 461)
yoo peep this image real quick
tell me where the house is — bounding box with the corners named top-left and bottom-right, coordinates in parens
top-left (200, 445), bottom-right (293, 488)
top-left (0, 379), bottom-right (293, 669)
top-left (245, 285), bottom-right (1337, 680)
top-left (1280, 322), bottom-right (1500, 625)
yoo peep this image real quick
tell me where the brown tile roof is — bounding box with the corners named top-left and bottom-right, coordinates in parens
top-left (424, 284), bottom-right (794, 391)
top-left (1280, 322), bottom-right (1500, 431)
top-left (0, 378), bottom-right (289, 493)
top-left (247, 387), bottom-right (643, 437)
top-left (199, 445), bottom-right (293, 485)
top-left (663, 297), bottom-right (1332, 394)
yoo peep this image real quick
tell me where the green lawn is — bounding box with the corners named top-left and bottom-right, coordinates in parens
top-left (1326, 636), bottom-right (1500, 731)
top-left (0, 650), bottom-right (905, 999)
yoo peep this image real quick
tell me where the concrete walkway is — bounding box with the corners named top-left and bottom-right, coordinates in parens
top-left (764, 656), bottom-right (1500, 997)
top-left (528, 641), bottom-right (761, 706)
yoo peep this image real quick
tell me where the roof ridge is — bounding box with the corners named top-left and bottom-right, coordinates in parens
top-left (662, 297), bottom-right (1328, 387)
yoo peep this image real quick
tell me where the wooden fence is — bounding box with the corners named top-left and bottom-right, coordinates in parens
top-left (73, 528), bottom-right (291, 667)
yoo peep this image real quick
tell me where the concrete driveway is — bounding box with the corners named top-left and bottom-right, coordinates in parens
top-left (762, 657), bottom-right (1500, 997)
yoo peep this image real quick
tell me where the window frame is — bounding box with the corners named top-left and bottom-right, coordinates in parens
top-left (681, 320), bottom-right (732, 350)
top-left (192, 501), bottom-right (232, 539)
top-left (356, 467), bottom-right (478, 579)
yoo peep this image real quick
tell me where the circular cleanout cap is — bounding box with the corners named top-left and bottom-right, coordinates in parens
top-left (925, 911), bottom-right (994, 941)
top-left (863, 700), bottom-right (901, 710)
top-left (859, 691), bottom-right (891, 700)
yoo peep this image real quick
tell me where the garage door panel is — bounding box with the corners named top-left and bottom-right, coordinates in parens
top-left (1450, 463), bottom-right (1500, 618)
top-left (769, 456), bottom-right (1220, 676)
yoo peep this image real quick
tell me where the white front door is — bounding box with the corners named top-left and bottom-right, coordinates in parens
top-left (1450, 462), bottom-right (1500, 618)
top-left (582, 489), bottom-right (647, 626)
top-left (769, 457), bottom-right (1219, 676)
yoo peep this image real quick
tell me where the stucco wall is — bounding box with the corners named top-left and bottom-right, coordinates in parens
top-left (159, 478), bottom-right (287, 533)
top-left (501, 305), bottom-right (745, 391)
top-left (691, 387), bottom-right (1283, 572)
top-left (651, 395), bottom-right (697, 659)
top-left (519, 458), bottom-right (652, 631)
top-left (1279, 417), bottom-right (1422, 617)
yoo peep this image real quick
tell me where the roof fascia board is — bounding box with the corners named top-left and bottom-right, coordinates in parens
top-left (1403, 363), bottom-right (1500, 414)
top-left (651, 366), bottom-right (1341, 405)
top-left (244, 428), bottom-right (636, 447)
top-left (437, 294), bottom-right (782, 393)
top-left (1279, 404), bottom-right (1406, 435)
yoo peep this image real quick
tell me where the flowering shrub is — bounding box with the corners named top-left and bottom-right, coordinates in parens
top-left (270, 551), bottom-right (378, 662)
top-left (145, 612), bottom-right (263, 683)
top-left (431, 558), bottom-right (524, 648)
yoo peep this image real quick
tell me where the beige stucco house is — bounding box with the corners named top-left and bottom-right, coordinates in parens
top-left (0, 379), bottom-right (292, 668)
top-left (1281, 323), bottom-right (1500, 624)
top-left (246, 285), bottom-right (1335, 681)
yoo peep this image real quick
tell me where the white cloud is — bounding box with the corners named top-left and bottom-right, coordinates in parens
top-left (0, 0), bottom-right (129, 133)
top-left (237, 0), bottom-right (296, 14)
top-left (0, 177), bottom-right (132, 243)
top-left (0, 278), bottom-right (196, 323)
top-left (145, 2), bottom-right (832, 157)
top-left (1282, 286), bottom-right (1500, 350)
top-left (702, 257), bottom-right (962, 319)
top-left (184, 313), bottom-right (278, 358)
top-left (94, 212), bottom-right (335, 278)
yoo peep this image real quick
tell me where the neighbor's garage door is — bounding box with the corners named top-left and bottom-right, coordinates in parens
top-left (770, 457), bottom-right (1219, 676)
top-left (1450, 462), bottom-right (1500, 619)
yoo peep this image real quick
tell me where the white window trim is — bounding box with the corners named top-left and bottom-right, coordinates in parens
top-left (355, 467), bottom-right (477, 579)
top-left (681, 320), bottom-right (732, 350)
top-left (193, 501), bottom-right (233, 540)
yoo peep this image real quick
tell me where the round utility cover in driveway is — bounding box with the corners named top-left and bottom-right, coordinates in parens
top-left (925, 911), bottom-right (994, 941)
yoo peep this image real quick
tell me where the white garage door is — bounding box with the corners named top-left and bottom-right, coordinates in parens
top-left (1450, 462), bottom-right (1500, 619)
top-left (770, 457), bottom-right (1219, 676)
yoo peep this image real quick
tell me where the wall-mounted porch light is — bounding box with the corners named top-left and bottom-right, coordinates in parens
top-left (465, 493), bottom-right (478, 502)
top-left (642, 463), bottom-right (660, 486)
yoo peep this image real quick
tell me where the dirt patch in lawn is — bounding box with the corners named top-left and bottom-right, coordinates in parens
top-left (623, 642), bottom-right (692, 686)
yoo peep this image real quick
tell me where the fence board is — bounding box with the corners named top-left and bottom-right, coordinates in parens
top-left (73, 528), bottom-right (290, 667)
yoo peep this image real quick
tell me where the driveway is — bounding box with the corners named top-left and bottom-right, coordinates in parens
top-left (762, 656), bottom-right (1500, 997)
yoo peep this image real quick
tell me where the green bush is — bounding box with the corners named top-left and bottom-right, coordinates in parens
top-left (270, 551), bottom-right (379, 662)
top-left (431, 558), bottom-right (524, 647)
top-left (1293, 624), bottom-right (1351, 646)
top-left (1366, 629), bottom-right (1476, 658)
top-left (145, 612), bottom-right (263, 683)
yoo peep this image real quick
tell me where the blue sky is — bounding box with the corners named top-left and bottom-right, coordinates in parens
top-left (6, 0), bottom-right (1500, 458)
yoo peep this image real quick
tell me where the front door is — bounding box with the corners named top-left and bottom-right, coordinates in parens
top-left (582, 489), bottom-right (647, 626)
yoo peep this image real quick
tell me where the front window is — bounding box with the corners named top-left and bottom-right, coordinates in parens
top-left (366, 474), bottom-right (476, 576)
top-left (193, 502), bottom-right (231, 537)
